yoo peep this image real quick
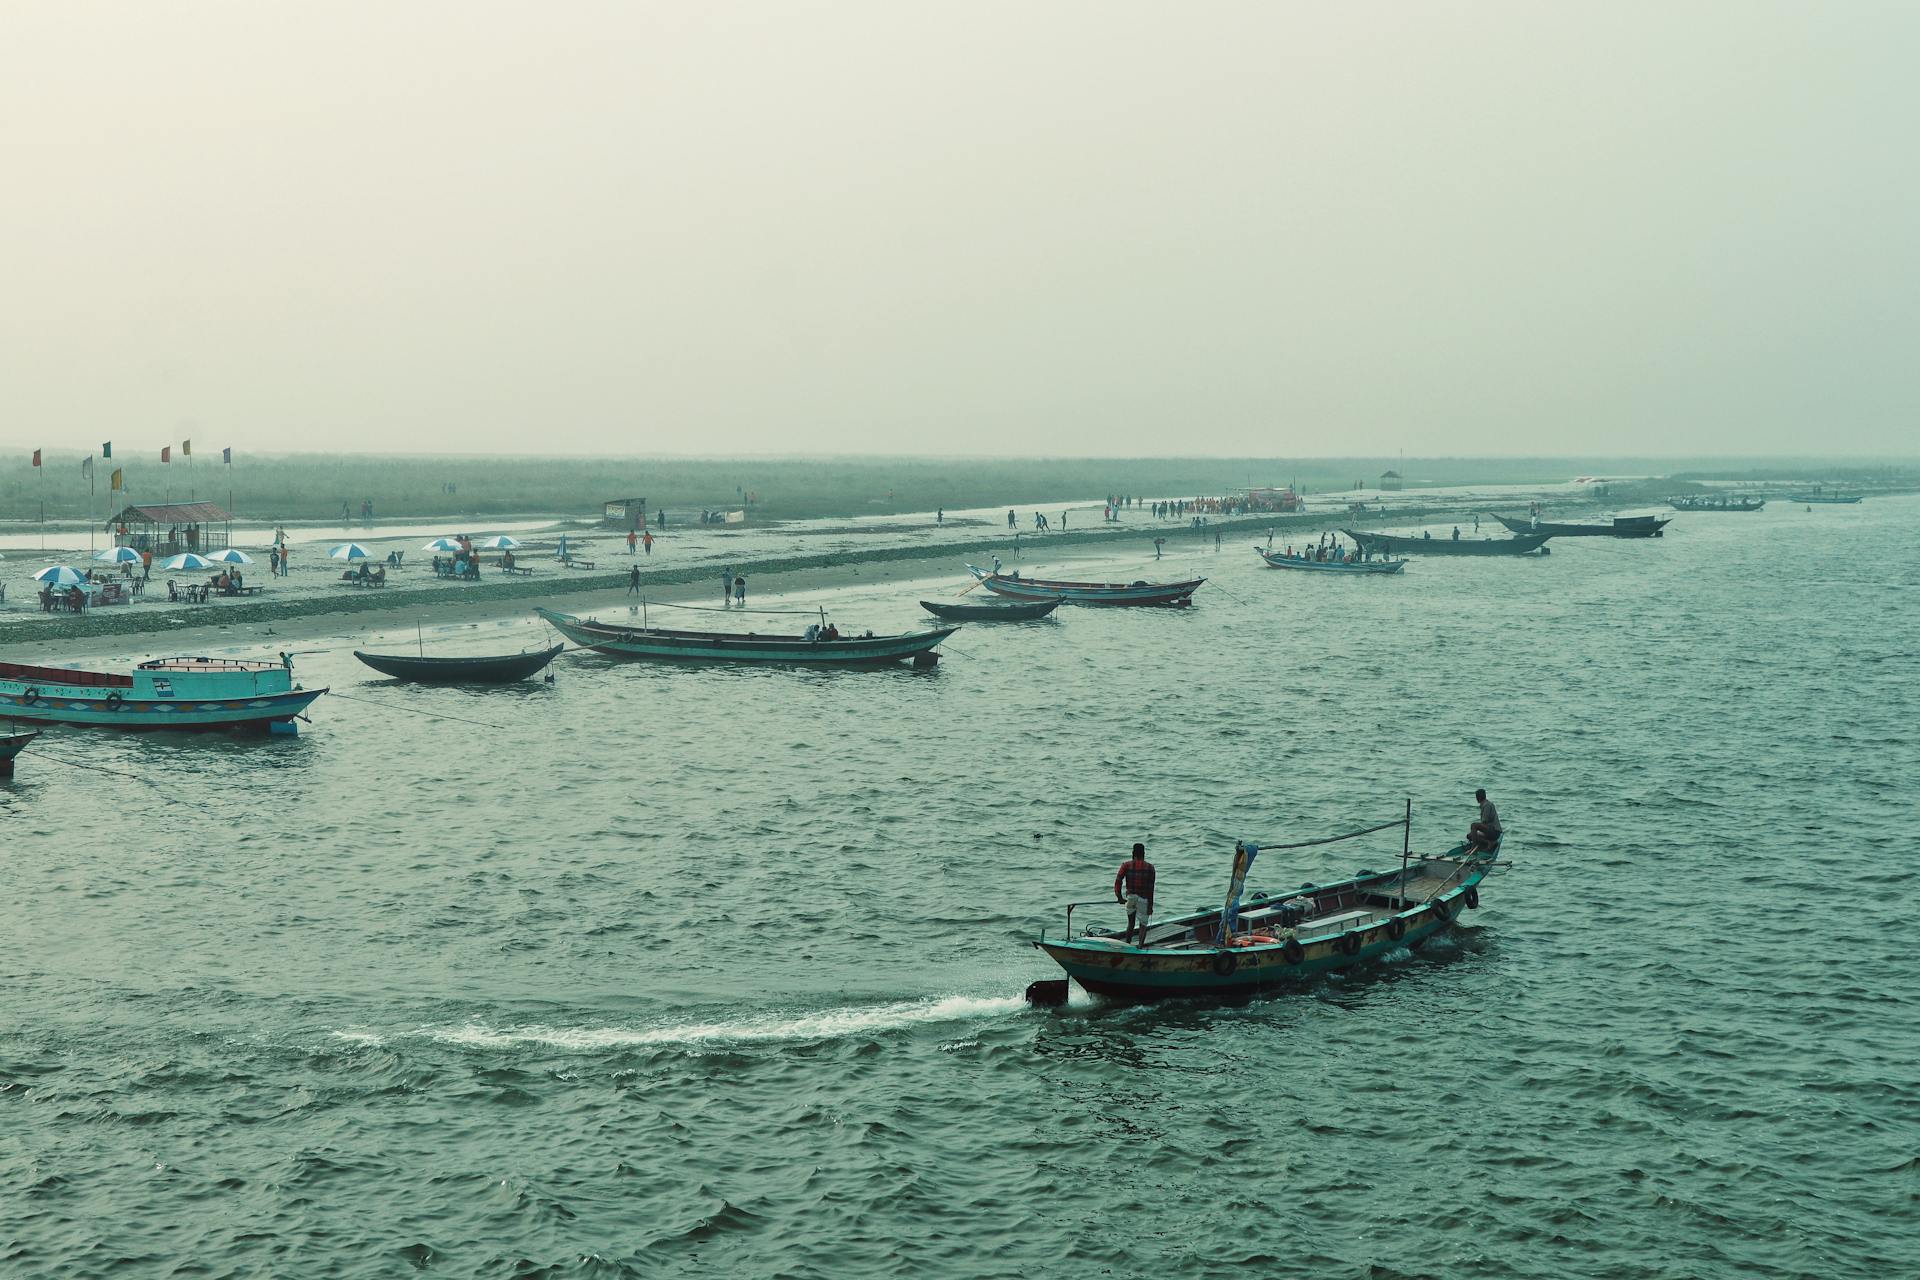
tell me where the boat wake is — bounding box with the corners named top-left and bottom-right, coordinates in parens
top-left (338, 995), bottom-right (1030, 1054)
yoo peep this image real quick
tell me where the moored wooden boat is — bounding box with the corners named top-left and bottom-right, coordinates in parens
top-left (1668, 495), bottom-right (1765, 511)
top-left (1493, 513), bottom-right (1670, 538)
top-left (1787, 492), bottom-right (1863, 504)
top-left (535, 607), bottom-right (954, 667)
top-left (1255, 547), bottom-right (1406, 574)
top-left (1033, 844), bottom-right (1498, 999)
top-left (920, 597), bottom-right (1061, 621)
top-left (0, 657), bottom-right (326, 733)
top-left (0, 729), bottom-right (38, 776)
top-left (965, 564), bottom-right (1203, 607)
top-left (1342, 529), bottom-right (1551, 557)
top-left (354, 643), bottom-right (565, 683)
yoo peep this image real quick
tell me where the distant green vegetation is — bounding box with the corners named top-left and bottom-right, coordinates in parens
top-left (2, 451), bottom-right (1912, 524)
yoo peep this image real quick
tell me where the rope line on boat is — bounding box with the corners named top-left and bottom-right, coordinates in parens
top-left (15, 746), bottom-right (168, 790)
top-left (1249, 815), bottom-right (1408, 851)
top-left (322, 689), bottom-right (507, 730)
top-left (636, 598), bottom-right (825, 617)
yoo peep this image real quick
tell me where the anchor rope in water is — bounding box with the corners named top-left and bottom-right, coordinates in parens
top-left (15, 745), bottom-right (167, 789)
top-left (1245, 815), bottom-right (1408, 852)
top-left (322, 689), bottom-right (508, 730)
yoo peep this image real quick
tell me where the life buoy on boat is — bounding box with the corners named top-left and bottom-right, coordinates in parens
top-left (1431, 897), bottom-right (1454, 925)
top-left (1387, 917), bottom-right (1407, 941)
top-left (21, 687), bottom-right (42, 706)
top-left (1464, 886), bottom-right (1480, 910)
top-left (1210, 951), bottom-right (1238, 977)
top-left (104, 692), bottom-right (125, 710)
top-left (1282, 938), bottom-right (1305, 964)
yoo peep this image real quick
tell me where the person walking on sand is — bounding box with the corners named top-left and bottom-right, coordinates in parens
top-left (721, 568), bottom-right (732, 606)
top-left (1007, 509), bottom-right (1016, 529)
top-left (627, 529), bottom-right (637, 555)
top-left (642, 530), bottom-right (654, 555)
top-left (627, 565), bottom-right (641, 595)
top-left (733, 575), bottom-right (746, 606)
top-left (936, 508), bottom-right (943, 525)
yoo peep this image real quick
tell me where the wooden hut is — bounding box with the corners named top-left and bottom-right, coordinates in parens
top-left (1380, 470), bottom-right (1404, 492)
top-left (602, 497), bottom-right (648, 529)
top-left (107, 502), bottom-right (234, 558)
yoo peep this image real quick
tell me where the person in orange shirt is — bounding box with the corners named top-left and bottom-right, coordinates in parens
top-left (626, 529), bottom-right (637, 555)
top-left (642, 531), bottom-right (654, 555)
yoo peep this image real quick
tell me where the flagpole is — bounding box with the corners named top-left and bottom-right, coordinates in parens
top-left (88, 459), bottom-right (96, 554)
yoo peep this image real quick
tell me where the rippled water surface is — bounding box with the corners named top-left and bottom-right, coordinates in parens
top-left (5, 500), bottom-right (1917, 1278)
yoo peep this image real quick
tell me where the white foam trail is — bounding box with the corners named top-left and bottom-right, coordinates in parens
top-left (330, 1029), bottom-right (388, 1046)
top-left (425, 994), bottom-right (1028, 1052)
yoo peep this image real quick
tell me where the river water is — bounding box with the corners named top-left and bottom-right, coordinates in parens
top-left (4, 499), bottom-right (1915, 1278)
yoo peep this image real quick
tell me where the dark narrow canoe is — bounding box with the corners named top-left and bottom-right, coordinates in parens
top-left (0, 730), bottom-right (38, 776)
top-left (1787, 493), bottom-right (1863, 504)
top-left (1342, 529), bottom-right (1551, 557)
top-left (353, 643), bottom-right (565, 683)
top-left (920, 598), bottom-right (1061, 620)
top-left (1493, 514), bottom-right (1670, 538)
top-left (966, 564), bottom-right (1204, 607)
top-left (535, 608), bottom-right (954, 667)
top-left (1255, 547), bottom-right (1406, 574)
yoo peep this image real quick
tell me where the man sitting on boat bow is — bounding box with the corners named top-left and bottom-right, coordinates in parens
top-left (1468, 788), bottom-right (1502, 851)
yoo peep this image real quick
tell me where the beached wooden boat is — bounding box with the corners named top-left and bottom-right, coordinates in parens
top-left (1787, 493), bottom-right (1863, 504)
top-left (0, 730), bottom-right (38, 776)
top-left (1032, 845), bottom-right (1497, 999)
top-left (0, 657), bottom-right (326, 733)
top-left (354, 643), bottom-right (565, 683)
top-left (1342, 529), bottom-right (1551, 557)
top-left (1255, 547), bottom-right (1407, 574)
top-left (920, 598), bottom-right (1061, 621)
top-left (1668, 495), bottom-right (1765, 512)
top-left (965, 564), bottom-right (1204, 607)
top-left (1493, 514), bottom-right (1669, 538)
top-left (536, 607), bottom-right (954, 667)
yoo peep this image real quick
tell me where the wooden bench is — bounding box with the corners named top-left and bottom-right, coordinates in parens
top-left (561, 559), bottom-right (597, 571)
top-left (501, 565), bottom-right (534, 576)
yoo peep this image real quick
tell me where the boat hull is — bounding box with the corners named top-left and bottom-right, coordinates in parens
top-left (536, 608), bottom-right (953, 666)
top-left (1256, 549), bottom-right (1406, 574)
top-left (966, 566), bottom-right (1203, 607)
top-left (354, 644), bottom-right (564, 682)
top-left (1788, 495), bottom-right (1863, 504)
top-left (1343, 529), bottom-right (1550, 556)
top-left (1669, 498), bottom-right (1764, 511)
top-left (920, 598), bottom-right (1061, 621)
top-left (1493, 514), bottom-right (1669, 538)
top-left (0, 730), bottom-right (37, 776)
top-left (0, 686), bottom-right (325, 730)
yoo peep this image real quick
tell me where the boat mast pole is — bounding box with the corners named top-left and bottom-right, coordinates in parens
top-left (1399, 798), bottom-right (1412, 905)
top-left (417, 618), bottom-right (424, 658)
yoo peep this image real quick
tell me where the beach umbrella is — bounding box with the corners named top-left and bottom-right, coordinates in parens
top-left (94, 547), bottom-right (142, 564)
top-left (423, 537), bottom-right (462, 551)
top-left (329, 542), bottom-right (373, 561)
top-left (475, 535), bottom-right (521, 550)
top-left (207, 548), bottom-right (254, 565)
top-left (162, 553), bottom-right (216, 571)
top-left (33, 565), bottom-right (84, 586)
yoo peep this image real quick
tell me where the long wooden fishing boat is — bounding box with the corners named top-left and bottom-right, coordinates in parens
top-left (920, 598), bottom-right (1061, 621)
top-left (0, 657), bottom-right (326, 733)
top-left (1493, 513), bottom-right (1669, 538)
top-left (1255, 547), bottom-right (1406, 574)
top-left (0, 729), bottom-right (38, 776)
top-left (1342, 529), bottom-right (1550, 557)
top-left (1787, 492), bottom-right (1863, 504)
top-left (354, 643), bottom-right (565, 683)
top-left (965, 564), bottom-right (1204, 607)
top-left (536, 607), bottom-right (954, 667)
top-left (1668, 495), bottom-right (1765, 512)
top-left (1032, 844), bottom-right (1498, 999)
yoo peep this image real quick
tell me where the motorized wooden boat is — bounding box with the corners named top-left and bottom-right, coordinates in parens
top-left (0, 657), bottom-right (325, 733)
top-left (965, 564), bottom-right (1204, 607)
top-left (920, 598), bottom-right (1061, 621)
top-left (535, 608), bottom-right (954, 667)
top-left (1787, 493), bottom-right (1863, 504)
top-left (1255, 547), bottom-right (1406, 574)
top-left (1342, 529), bottom-right (1551, 557)
top-left (1493, 514), bottom-right (1669, 538)
top-left (0, 729), bottom-right (38, 776)
top-left (353, 643), bottom-right (565, 683)
top-left (1668, 495), bottom-right (1765, 512)
top-left (1032, 844), bottom-right (1498, 999)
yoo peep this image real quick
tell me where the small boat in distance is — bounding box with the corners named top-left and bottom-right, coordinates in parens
top-left (1342, 529), bottom-right (1550, 557)
top-left (1255, 546), bottom-right (1407, 574)
top-left (1787, 492), bottom-right (1864, 504)
top-left (535, 608), bottom-right (954, 668)
top-left (354, 643), bottom-right (565, 683)
top-left (0, 729), bottom-right (38, 776)
top-left (0, 656), bottom-right (325, 733)
top-left (1669, 494), bottom-right (1765, 512)
top-left (920, 598), bottom-right (1061, 621)
top-left (965, 564), bottom-right (1204, 607)
top-left (1493, 513), bottom-right (1670, 538)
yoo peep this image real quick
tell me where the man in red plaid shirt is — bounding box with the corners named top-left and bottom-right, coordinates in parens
top-left (1113, 843), bottom-right (1155, 946)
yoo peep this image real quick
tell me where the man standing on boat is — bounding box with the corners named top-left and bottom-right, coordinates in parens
top-left (1468, 788), bottom-right (1502, 850)
top-left (1113, 843), bottom-right (1156, 947)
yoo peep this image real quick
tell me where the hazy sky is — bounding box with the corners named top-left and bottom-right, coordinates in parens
top-left (4, 2), bottom-right (1915, 457)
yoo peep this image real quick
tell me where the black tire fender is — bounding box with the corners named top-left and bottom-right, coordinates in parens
top-left (1432, 897), bottom-right (1454, 925)
top-left (1386, 917), bottom-right (1407, 942)
top-left (1210, 950), bottom-right (1238, 977)
top-left (1282, 938), bottom-right (1305, 965)
top-left (22, 687), bottom-right (41, 706)
top-left (104, 691), bottom-right (125, 710)
top-left (1339, 932), bottom-right (1363, 956)
top-left (1465, 886), bottom-right (1480, 910)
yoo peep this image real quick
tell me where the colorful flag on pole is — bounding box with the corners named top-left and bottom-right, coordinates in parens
top-left (111, 468), bottom-right (124, 491)
top-left (102, 441), bottom-right (112, 458)
top-left (32, 449), bottom-right (42, 467)
top-left (181, 439), bottom-right (192, 457)
top-left (222, 446), bottom-right (232, 464)
top-left (161, 446), bottom-right (171, 463)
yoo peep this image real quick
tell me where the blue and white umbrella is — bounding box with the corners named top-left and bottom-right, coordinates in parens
top-left (329, 542), bottom-right (373, 561)
top-left (475, 535), bottom-right (521, 550)
top-left (162, 553), bottom-right (216, 571)
top-left (423, 537), bottom-right (462, 552)
top-left (33, 565), bottom-right (85, 586)
top-left (207, 548), bottom-right (254, 565)
top-left (94, 547), bottom-right (142, 564)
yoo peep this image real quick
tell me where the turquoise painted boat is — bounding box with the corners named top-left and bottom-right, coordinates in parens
top-left (536, 607), bottom-right (954, 667)
top-left (1032, 844), bottom-right (1498, 999)
top-left (0, 657), bottom-right (326, 733)
top-left (1256, 546), bottom-right (1407, 574)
